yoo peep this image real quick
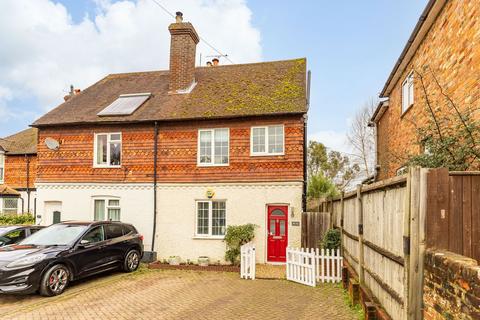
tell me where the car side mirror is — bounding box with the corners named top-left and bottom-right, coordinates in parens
top-left (77, 239), bottom-right (92, 249)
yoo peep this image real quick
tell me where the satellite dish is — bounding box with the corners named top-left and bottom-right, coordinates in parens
top-left (45, 137), bottom-right (60, 151)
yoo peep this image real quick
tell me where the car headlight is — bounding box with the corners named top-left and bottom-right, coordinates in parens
top-left (6, 254), bottom-right (48, 268)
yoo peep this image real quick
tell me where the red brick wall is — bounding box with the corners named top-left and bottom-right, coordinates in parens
top-left (376, 0), bottom-right (480, 180)
top-left (4, 154), bottom-right (37, 189)
top-left (424, 249), bottom-right (480, 320)
top-left (37, 115), bottom-right (305, 183)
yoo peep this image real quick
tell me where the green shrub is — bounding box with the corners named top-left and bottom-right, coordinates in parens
top-left (0, 214), bottom-right (35, 225)
top-left (224, 224), bottom-right (256, 265)
top-left (320, 228), bottom-right (341, 250)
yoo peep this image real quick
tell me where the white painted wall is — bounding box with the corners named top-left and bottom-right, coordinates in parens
top-left (35, 181), bottom-right (303, 263)
top-left (36, 183), bottom-right (155, 251)
top-left (155, 182), bottom-right (303, 264)
top-left (17, 190), bottom-right (36, 214)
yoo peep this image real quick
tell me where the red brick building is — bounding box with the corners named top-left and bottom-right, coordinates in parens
top-left (371, 0), bottom-right (480, 180)
top-left (0, 128), bottom-right (37, 214)
top-left (32, 13), bottom-right (309, 263)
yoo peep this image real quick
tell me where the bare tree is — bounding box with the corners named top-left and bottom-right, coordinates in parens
top-left (347, 98), bottom-right (377, 179)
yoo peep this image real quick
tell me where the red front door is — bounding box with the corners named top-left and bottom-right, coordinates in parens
top-left (267, 205), bottom-right (288, 262)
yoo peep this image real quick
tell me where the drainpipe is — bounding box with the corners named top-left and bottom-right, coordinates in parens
top-left (303, 70), bottom-right (311, 213)
top-left (151, 121), bottom-right (159, 253)
top-left (25, 155), bottom-right (30, 213)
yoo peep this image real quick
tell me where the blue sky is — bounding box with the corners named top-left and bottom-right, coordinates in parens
top-left (0, 0), bottom-right (427, 152)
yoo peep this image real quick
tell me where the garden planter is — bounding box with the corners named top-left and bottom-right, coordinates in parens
top-left (168, 256), bottom-right (181, 265)
top-left (198, 256), bottom-right (209, 267)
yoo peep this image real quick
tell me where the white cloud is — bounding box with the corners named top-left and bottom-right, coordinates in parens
top-left (0, 0), bottom-right (262, 118)
top-left (308, 130), bottom-right (352, 155)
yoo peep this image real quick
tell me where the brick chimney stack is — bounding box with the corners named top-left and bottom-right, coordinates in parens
top-left (168, 12), bottom-right (200, 93)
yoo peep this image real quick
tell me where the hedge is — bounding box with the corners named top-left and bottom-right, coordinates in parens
top-left (0, 214), bottom-right (35, 225)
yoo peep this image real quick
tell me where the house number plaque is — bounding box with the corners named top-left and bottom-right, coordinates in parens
top-left (291, 221), bottom-right (300, 226)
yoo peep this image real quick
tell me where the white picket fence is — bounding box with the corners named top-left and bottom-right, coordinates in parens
top-left (240, 242), bottom-right (255, 280)
top-left (286, 247), bottom-right (316, 287)
top-left (286, 247), bottom-right (343, 287)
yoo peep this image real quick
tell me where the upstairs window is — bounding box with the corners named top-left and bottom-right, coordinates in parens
top-left (251, 125), bottom-right (284, 155)
top-left (198, 129), bottom-right (229, 166)
top-left (94, 198), bottom-right (121, 221)
top-left (94, 133), bottom-right (121, 167)
top-left (402, 72), bottom-right (414, 113)
top-left (0, 152), bottom-right (4, 183)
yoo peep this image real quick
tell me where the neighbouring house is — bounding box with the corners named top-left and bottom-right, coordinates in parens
top-left (0, 128), bottom-right (38, 215)
top-left (31, 13), bottom-right (309, 263)
top-left (370, 0), bottom-right (480, 180)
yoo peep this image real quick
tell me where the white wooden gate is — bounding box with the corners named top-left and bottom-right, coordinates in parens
top-left (286, 247), bottom-right (343, 287)
top-left (240, 242), bottom-right (255, 280)
top-left (286, 247), bottom-right (316, 287)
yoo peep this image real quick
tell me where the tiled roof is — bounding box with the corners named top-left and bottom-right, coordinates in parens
top-left (0, 185), bottom-right (20, 196)
top-left (32, 58), bottom-right (307, 127)
top-left (0, 128), bottom-right (38, 155)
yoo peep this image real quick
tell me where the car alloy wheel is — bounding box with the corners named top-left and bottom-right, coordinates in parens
top-left (125, 250), bottom-right (140, 272)
top-left (48, 268), bottom-right (68, 294)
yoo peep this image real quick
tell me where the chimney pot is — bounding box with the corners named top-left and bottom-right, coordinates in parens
top-left (175, 11), bottom-right (183, 23)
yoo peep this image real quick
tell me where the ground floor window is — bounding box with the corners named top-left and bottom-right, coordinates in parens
top-left (1, 197), bottom-right (18, 214)
top-left (196, 200), bottom-right (226, 237)
top-left (94, 198), bottom-right (121, 221)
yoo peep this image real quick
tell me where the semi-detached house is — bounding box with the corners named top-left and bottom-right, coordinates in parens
top-left (31, 13), bottom-right (309, 263)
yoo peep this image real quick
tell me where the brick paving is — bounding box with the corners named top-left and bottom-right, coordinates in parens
top-left (0, 268), bottom-right (358, 320)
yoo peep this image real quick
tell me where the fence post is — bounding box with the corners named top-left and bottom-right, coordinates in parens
top-left (406, 167), bottom-right (428, 319)
top-left (340, 191), bottom-right (345, 257)
top-left (403, 169), bottom-right (412, 320)
top-left (356, 184), bottom-right (365, 286)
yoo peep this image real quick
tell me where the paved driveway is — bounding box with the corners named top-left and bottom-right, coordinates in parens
top-left (0, 268), bottom-right (358, 320)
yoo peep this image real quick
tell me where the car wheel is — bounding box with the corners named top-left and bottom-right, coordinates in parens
top-left (39, 264), bottom-right (70, 297)
top-left (123, 249), bottom-right (140, 272)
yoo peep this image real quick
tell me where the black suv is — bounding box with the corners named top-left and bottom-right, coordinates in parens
top-left (0, 221), bottom-right (144, 296)
top-left (0, 225), bottom-right (44, 247)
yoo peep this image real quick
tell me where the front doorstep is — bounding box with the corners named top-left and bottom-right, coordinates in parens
top-left (266, 261), bottom-right (286, 266)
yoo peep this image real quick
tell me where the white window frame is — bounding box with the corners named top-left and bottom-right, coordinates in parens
top-left (0, 151), bottom-right (4, 184)
top-left (92, 196), bottom-right (121, 221)
top-left (93, 133), bottom-right (122, 168)
top-left (194, 200), bottom-right (227, 239)
top-left (1, 197), bottom-right (18, 215)
top-left (250, 125), bottom-right (285, 156)
top-left (197, 128), bottom-right (230, 167)
top-left (402, 71), bottom-right (414, 114)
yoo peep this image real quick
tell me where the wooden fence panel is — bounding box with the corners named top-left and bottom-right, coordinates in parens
top-left (426, 169), bottom-right (480, 262)
top-left (362, 186), bottom-right (406, 320)
top-left (301, 212), bottom-right (330, 249)
top-left (472, 176), bottom-right (480, 262)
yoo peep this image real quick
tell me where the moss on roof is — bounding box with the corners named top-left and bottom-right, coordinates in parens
top-left (32, 58), bottom-right (307, 126)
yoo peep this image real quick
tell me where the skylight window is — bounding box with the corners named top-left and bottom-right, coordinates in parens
top-left (97, 93), bottom-right (151, 116)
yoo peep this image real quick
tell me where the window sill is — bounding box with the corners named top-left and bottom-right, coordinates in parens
top-left (192, 236), bottom-right (225, 240)
top-left (197, 163), bottom-right (230, 167)
top-left (250, 153), bottom-right (285, 157)
top-left (93, 165), bottom-right (122, 169)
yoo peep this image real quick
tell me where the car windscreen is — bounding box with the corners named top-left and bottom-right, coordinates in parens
top-left (18, 224), bottom-right (89, 246)
top-left (0, 227), bottom-right (15, 235)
